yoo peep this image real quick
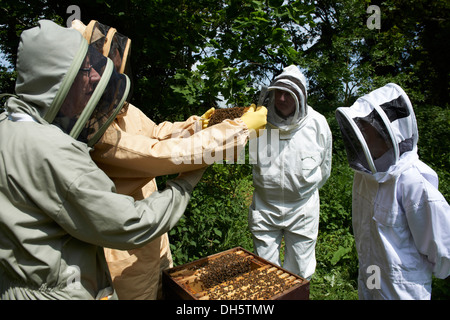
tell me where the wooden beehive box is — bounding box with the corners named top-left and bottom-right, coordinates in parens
top-left (162, 247), bottom-right (309, 300)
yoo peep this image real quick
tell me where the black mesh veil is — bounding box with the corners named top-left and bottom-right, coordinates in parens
top-left (78, 62), bottom-right (129, 146)
top-left (354, 110), bottom-right (395, 173)
top-left (72, 19), bottom-right (133, 115)
top-left (83, 20), bottom-right (131, 76)
top-left (53, 44), bottom-right (130, 146)
top-left (336, 108), bottom-right (396, 174)
top-left (336, 111), bottom-right (373, 173)
top-left (336, 83), bottom-right (417, 175)
top-left (109, 31), bottom-right (132, 76)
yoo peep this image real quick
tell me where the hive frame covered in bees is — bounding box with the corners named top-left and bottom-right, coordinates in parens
top-left (162, 247), bottom-right (309, 300)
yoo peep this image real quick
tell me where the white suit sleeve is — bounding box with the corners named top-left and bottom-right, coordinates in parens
top-left (318, 122), bottom-right (332, 189)
top-left (401, 172), bottom-right (450, 279)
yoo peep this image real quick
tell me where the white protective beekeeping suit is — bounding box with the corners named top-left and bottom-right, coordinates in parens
top-left (335, 83), bottom-right (450, 299)
top-left (249, 65), bottom-right (332, 279)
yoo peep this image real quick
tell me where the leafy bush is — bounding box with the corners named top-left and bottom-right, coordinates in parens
top-left (415, 105), bottom-right (449, 200)
top-left (312, 113), bottom-right (359, 299)
top-left (168, 162), bottom-right (254, 265)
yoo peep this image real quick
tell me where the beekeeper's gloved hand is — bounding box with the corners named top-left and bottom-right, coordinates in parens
top-left (176, 166), bottom-right (208, 188)
top-left (241, 104), bottom-right (267, 137)
top-left (200, 107), bottom-right (215, 129)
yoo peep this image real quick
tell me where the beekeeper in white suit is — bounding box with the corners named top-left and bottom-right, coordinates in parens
top-left (249, 65), bottom-right (332, 280)
top-left (335, 83), bottom-right (450, 299)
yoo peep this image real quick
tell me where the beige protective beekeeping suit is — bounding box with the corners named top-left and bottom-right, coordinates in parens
top-left (72, 20), bottom-right (252, 299)
top-left (93, 104), bottom-right (249, 299)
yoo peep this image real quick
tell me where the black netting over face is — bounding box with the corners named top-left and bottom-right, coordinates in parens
top-left (78, 67), bottom-right (129, 146)
top-left (85, 21), bottom-right (131, 75)
top-left (354, 110), bottom-right (395, 173)
top-left (53, 46), bottom-right (107, 136)
top-left (336, 111), bottom-right (372, 173)
top-left (88, 21), bottom-right (109, 56)
top-left (53, 44), bottom-right (129, 145)
top-left (84, 21), bottom-right (132, 101)
top-left (109, 32), bottom-right (131, 75)
top-left (108, 31), bottom-right (132, 100)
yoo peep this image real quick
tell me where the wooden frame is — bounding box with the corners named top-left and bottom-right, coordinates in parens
top-left (162, 247), bottom-right (309, 300)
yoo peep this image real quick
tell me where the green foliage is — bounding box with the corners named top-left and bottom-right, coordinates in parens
top-left (312, 114), bottom-right (359, 299)
top-left (312, 229), bottom-right (359, 300)
top-left (168, 0), bottom-right (316, 110)
top-left (432, 276), bottom-right (450, 300)
top-left (168, 162), bottom-right (254, 265)
top-left (415, 106), bottom-right (450, 200)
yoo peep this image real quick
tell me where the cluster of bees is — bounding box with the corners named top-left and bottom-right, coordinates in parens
top-left (190, 252), bottom-right (301, 300)
top-left (194, 253), bottom-right (252, 289)
top-left (207, 107), bottom-right (246, 127)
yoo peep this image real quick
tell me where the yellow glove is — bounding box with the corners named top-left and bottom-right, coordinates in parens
top-left (200, 107), bottom-right (215, 129)
top-left (241, 104), bottom-right (267, 137)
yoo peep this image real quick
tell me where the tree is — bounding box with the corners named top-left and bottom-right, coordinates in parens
top-left (169, 0), bottom-right (316, 112)
top-left (300, 0), bottom-right (370, 112)
top-left (296, 0), bottom-right (450, 112)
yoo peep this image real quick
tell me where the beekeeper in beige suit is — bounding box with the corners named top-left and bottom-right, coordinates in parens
top-left (72, 20), bottom-right (267, 300)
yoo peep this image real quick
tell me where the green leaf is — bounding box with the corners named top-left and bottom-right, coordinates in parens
top-left (213, 228), bottom-right (222, 237)
top-left (330, 246), bottom-right (352, 265)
